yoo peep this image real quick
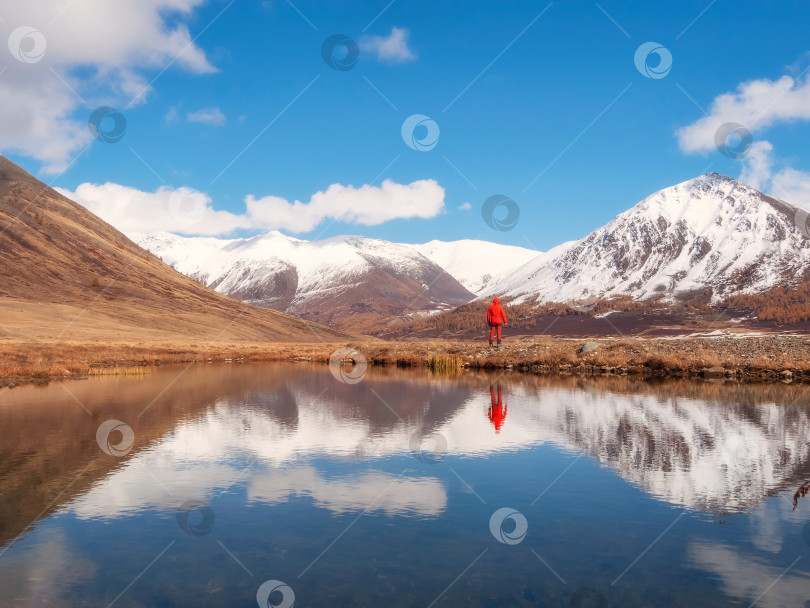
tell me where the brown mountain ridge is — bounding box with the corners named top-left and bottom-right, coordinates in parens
top-left (0, 156), bottom-right (351, 343)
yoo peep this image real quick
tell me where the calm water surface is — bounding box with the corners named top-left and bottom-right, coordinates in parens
top-left (1, 364), bottom-right (810, 607)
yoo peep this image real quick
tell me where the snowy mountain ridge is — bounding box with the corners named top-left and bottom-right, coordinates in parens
top-left (129, 230), bottom-right (535, 328)
top-left (483, 172), bottom-right (810, 303)
top-left (131, 173), bottom-right (810, 326)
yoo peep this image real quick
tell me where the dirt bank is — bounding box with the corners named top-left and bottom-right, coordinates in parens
top-left (2, 333), bottom-right (809, 388)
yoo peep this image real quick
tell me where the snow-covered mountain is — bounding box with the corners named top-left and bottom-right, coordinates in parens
top-left (129, 231), bottom-right (490, 329)
top-left (131, 173), bottom-right (810, 328)
top-left (408, 239), bottom-right (539, 293)
top-left (483, 173), bottom-right (810, 303)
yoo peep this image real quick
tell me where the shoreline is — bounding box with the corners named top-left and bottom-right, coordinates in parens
top-left (2, 334), bottom-right (809, 388)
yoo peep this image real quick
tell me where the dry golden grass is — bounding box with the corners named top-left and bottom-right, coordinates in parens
top-left (429, 355), bottom-right (464, 374)
top-left (3, 333), bottom-right (810, 386)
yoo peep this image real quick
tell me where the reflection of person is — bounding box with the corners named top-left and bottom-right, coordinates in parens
top-left (486, 297), bottom-right (507, 348)
top-left (488, 384), bottom-right (507, 433)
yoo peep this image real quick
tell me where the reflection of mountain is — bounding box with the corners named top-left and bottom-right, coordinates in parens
top-left (230, 374), bottom-right (810, 513)
top-left (515, 388), bottom-right (810, 513)
top-left (0, 365), bottom-right (314, 548)
top-left (4, 367), bottom-right (810, 549)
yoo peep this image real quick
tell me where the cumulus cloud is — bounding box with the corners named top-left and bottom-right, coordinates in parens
top-left (56, 178), bottom-right (446, 236)
top-left (738, 140), bottom-right (774, 191)
top-left (677, 63), bottom-right (810, 206)
top-left (244, 179), bottom-right (444, 233)
top-left (676, 73), bottom-right (810, 154)
top-left (359, 27), bottom-right (416, 63)
top-left (458, 202), bottom-right (472, 211)
top-left (0, 0), bottom-right (215, 172)
top-left (187, 107), bottom-right (226, 126)
top-left (771, 167), bottom-right (810, 208)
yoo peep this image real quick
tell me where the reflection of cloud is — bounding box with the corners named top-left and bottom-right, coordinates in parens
top-left (64, 382), bottom-right (810, 522)
top-left (68, 459), bottom-right (237, 520)
top-left (750, 499), bottom-right (786, 554)
top-left (248, 467), bottom-right (446, 516)
top-left (69, 458), bottom-right (445, 520)
top-left (689, 542), bottom-right (810, 608)
top-left (0, 529), bottom-right (96, 606)
top-left (67, 406), bottom-right (447, 520)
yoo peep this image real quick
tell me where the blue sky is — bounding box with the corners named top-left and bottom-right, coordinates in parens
top-left (3, 0), bottom-right (810, 249)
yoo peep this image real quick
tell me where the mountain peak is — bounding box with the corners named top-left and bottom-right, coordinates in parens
top-left (702, 171), bottom-right (735, 182)
top-left (484, 172), bottom-right (810, 303)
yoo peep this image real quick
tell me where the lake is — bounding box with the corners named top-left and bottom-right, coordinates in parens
top-left (1, 363), bottom-right (809, 607)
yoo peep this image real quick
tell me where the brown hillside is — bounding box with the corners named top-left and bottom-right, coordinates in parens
top-left (0, 156), bottom-right (352, 343)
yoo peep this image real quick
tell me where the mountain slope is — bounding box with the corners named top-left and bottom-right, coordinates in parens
top-left (129, 231), bottom-right (476, 331)
top-left (405, 239), bottom-right (539, 294)
top-left (0, 156), bottom-right (351, 343)
top-left (484, 173), bottom-right (810, 303)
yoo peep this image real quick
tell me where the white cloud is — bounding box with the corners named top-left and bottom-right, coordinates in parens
top-left (244, 179), bottom-right (445, 233)
top-left (56, 178), bottom-right (446, 235)
top-left (677, 62), bottom-right (810, 207)
top-left (0, 1), bottom-right (215, 172)
top-left (164, 106), bottom-right (179, 123)
top-left (359, 27), bottom-right (416, 63)
top-left (187, 107), bottom-right (226, 126)
top-left (458, 202), bottom-right (472, 211)
top-left (771, 167), bottom-right (810, 208)
top-left (676, 73), bottom-right (810, 154)
top-left (738, 140), bottom-right (774, 191)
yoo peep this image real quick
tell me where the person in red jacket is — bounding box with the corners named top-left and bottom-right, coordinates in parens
top-left (486, 297), bottom-right (507, 347)
top-left (488, 383), bottom-right (507, 433)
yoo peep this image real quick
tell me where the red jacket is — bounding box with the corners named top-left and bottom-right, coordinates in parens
top-left (486, 298), bottom-right (507, 324)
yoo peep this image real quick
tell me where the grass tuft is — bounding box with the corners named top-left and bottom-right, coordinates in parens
top-left (429, 355), bottom-right (463, 374)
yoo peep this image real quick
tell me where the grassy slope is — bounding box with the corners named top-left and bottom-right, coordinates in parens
top-left (0, 156), bottom-right (354, 344)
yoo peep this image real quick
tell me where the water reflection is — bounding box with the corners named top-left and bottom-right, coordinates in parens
top-left (2, 367), bottom-right (810, 538)
top-left (487, 383), bottom-right (507, 433)
top-left (689, 542), bottom-right (809, 608)
top-left (1, 365), bottom-right (810, 606)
